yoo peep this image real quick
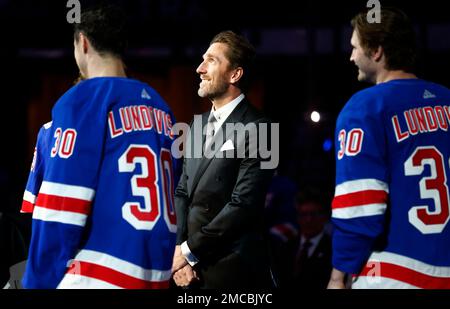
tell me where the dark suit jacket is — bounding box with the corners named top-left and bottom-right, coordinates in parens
top-left (175, 98), bottom-right (275, 288)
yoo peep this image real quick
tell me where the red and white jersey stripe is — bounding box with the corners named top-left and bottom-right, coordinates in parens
top-left (32, 181), bottom-right (95, 227)
top-left (57, 249), bottom-right (172, 289)
top-left (352, 251), bottom-right (450, 289)
top-left (332, 178), bottom-right (389, 219)
top-left (21, 190), bottom-right (37, 213)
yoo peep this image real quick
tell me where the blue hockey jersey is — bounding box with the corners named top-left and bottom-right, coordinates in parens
top-left (332, 79), bottom-right (450, 288)
top-left (22, 77), bottom-right (178, 289)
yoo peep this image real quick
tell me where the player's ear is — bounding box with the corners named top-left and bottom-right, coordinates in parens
top-left (372, 46), bottom-right (383, 62)
top-left (79, 32), bottom-right (89, 54)
top-left (230, 67), bottom-right (243, 84)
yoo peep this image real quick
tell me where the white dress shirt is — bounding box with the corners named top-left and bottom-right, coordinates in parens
top-left (210, 93), bottom-right (245, 135)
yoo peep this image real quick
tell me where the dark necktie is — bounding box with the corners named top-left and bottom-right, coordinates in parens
top-left (204, 113), bottom-right (217, 151)
top-left (294, 239), bottom-right (312, 276)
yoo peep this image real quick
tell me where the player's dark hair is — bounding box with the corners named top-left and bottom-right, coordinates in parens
top-left (74, 5), bottom-right (128, 58)
top-left (210, 30), bottom-right (256, 92)
top-left (351, 7), bottom-right (416, 72)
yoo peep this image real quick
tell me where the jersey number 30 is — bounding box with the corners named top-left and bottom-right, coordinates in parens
top-left (337, 129), bottom-right (364, 159)
top-left (118, 145), bottom-right (176, 232)
top-left (405, 146), bottom-right (450, 234)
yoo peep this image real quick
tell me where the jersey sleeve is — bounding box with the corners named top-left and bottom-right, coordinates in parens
top-left (332, 94), bottom-right (389, 274)
top-left (22, 86), bottom-right (107, 289)
top-left (21, 124), bottom-right (51, 213)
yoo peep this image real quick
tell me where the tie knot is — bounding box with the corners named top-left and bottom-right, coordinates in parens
top-left (208, 112), bottom-right (217, 123)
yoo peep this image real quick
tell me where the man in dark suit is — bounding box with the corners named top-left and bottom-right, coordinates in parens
top-left (171, 31), bottom-right (276, 288)
top-left (271, 187), bottom-right (332, 289)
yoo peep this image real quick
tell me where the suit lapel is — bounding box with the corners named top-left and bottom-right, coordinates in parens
top-left (186, 113), bottom-right (208, 194)
top-left (189, 99), bottom-right (249, 196)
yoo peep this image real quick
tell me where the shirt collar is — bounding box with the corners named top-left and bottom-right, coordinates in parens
top-left (301, 231), bottom-right (324, 248)
top-left (211, 93), bottom-right (245, 122)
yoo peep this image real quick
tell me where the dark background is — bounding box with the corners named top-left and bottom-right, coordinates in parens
top-left (0, 0), bottom-right (449, 212)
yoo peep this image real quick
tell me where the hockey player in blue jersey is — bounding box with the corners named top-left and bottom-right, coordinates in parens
top-left (328, 8), bottom-right (450, 289)
top-left (22, 6), bottom-right (178, 289)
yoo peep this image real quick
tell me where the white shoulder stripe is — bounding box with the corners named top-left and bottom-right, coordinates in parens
top-left (335, 178), bottom-right (389, 196)
top-left (40, 181), bottom-right (95, 201)
top-left (43, 121), bottom-right (53, 129)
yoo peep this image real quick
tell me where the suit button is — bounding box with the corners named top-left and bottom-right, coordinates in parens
top-left (205, 204), bottom-right (210, 211)
top-left (186, 175), bottom-right (189, 179)
top-left (216, 176), bottom-right (221, 181)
